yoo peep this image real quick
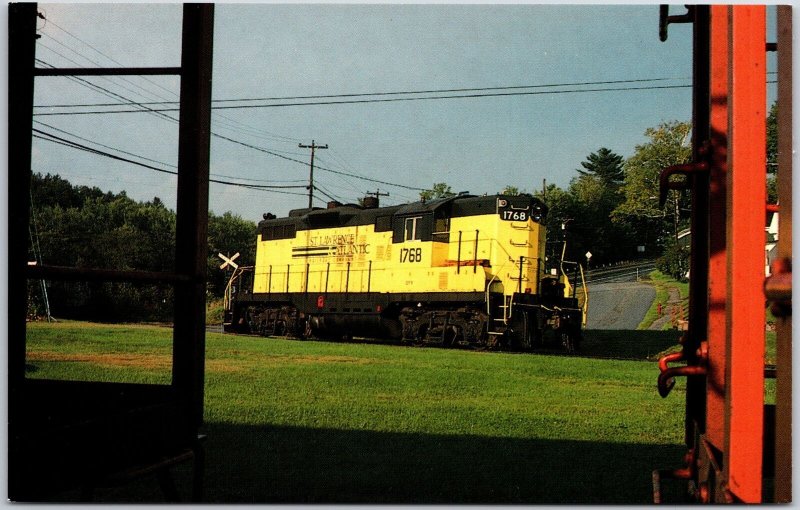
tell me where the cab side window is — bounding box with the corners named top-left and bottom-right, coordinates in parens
top-left (432, 212), bottom-right (450, 243)
top-left (404, 216), bottom-right (421, 241)
top-left (393, 214), bottom-right (432, 243)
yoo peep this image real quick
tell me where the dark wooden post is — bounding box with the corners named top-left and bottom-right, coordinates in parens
top-left (173, 3), bottom-right (214, 429)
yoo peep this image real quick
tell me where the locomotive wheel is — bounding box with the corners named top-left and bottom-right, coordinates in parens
top-left (414, 324), bottom-right (428, 345)
top-left (508, 311), bottom-right (531, 350)
top-left (519, 311), bottom-right (531, 349)
top-left (442, 325), bottom-right (459, 347)
top-left (561, 330), bottom-right (579, 353)
top-left (300, 319), bottom-right (312, 339)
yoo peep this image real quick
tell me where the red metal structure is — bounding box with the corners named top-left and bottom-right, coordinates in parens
top-left (654, 5), bottom-right (791, 503)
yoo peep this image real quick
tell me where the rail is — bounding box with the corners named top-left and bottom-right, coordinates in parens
top-left (577, 260), bottom-right (657, 287)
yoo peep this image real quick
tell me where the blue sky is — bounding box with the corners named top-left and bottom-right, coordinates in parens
top-left (30, 4), bottom-right (777, 221)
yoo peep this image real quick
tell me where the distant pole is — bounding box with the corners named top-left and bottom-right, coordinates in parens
top-left (368, 189), bottom-right (390, 199)
top-left (299, 140), bottom-right (328, 208)
top-left (542, 179), bottom-right (547, 202)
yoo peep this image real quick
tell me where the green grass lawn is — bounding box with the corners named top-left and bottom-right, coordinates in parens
top-left (25, 321), bottom-right (689, 503)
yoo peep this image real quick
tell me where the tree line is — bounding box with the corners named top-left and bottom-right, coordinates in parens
top-left (422, 112), bottom-right (778, 279)
top-left (27, 173), bottom-right (257, 322)
top-left (28, 112), bottom-right (777, 321)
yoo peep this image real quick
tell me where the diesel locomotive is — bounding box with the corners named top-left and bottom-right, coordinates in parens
top-left (224, 193), bottom-right (586, 351)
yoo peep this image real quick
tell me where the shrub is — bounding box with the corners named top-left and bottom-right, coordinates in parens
top-left (656, 238), bottom-right (689, 281)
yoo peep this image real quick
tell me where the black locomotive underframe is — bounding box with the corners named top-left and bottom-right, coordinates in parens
top-left (225, 290), bottom-right (582, 351)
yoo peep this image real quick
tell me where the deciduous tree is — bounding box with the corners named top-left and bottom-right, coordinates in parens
top-left (419, 182), bottom-right (454, 201)
top-left (613, 121), bottom-right (692, 248)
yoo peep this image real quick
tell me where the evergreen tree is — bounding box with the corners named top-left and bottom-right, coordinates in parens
top-left (577, 147), bottom-right (625, 185)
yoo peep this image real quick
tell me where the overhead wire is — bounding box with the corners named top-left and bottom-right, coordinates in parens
top-left (40, 16), bottom-right (304, 145)
top-left (32, 20), bottom-right (690, 197)
top-left (34, 56), bottom-right (421, 193)
top-left (34, 82), bottom-right (697, 115)
top-left (40, 13), bottom-right (776, 201)
top-left (37, 76), bottom-right (691, 109)
top-left (33, 128), bottom-right (309, 194)
top-left (38, 34), bottom-right (171, 107)
top-left (36, 29), bottom-right (424, 193)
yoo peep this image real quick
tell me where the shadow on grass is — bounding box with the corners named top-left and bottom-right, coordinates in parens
top-left (575, 329), bottom-right (682, 361)
top-left (193, 422), bottom-right (687, 504)
top-left (47, 419), bottom-right (689, 503)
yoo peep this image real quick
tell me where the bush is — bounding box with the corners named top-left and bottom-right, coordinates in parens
top-left (206, 298), bottom-right (225, 325)
top-left (656, 239), bottom-right (689, 281)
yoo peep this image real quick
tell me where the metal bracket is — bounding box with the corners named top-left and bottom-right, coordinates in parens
top-left (658, 161), bottom-right (709, 207)
top-left (652, 448), bottom-right (696, 503)
top-left (765, 257), bottom-right (792, 317)
top-left (657, 341), bottom-right (708, 398)
top-left (659, 5), bottom-right (695, 42)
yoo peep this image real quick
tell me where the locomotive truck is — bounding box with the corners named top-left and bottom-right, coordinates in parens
top-left (224, 193), bottom-right (586, 351)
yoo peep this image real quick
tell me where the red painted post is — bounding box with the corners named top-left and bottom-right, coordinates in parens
top-left (704, 3), bottom-right (729, 454)
top-left (724, 5), bottom-right (766, 502)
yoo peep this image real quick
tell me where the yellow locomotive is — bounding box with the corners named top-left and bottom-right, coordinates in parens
top-left (224, 193), bottom-right (586, 351)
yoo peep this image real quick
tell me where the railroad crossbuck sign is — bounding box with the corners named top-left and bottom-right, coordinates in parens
top-left (218, 252), bottom-right (240, 270)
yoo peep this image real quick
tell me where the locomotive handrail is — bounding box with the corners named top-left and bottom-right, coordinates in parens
top-left (485, 257), bottom-right (512, 323)
top-left (578, 263), bottom-right (588, 327)
top-left (224, 265), bottom-right (253, 311)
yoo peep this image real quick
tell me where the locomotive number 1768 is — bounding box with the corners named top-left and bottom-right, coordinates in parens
top-left (400, 247), bottom-right (423, 263)
top-left (501, 210), bottom-right (528, 221)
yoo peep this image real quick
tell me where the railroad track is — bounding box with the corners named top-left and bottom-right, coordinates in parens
top-left (577, 260), bottom-right (657, 286)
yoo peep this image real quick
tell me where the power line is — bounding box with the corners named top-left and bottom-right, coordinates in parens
top-left (34, 121), bottom-right (308, 186)
top-left (298, 140), bottom-right (328, 208)
top-left (34, 53), bottom-right (423, 192)
top-left (35, 76), bottom-right (690, 109)
top-left (32, 79), bottom-right (776, 121)
top-left (34, 119), bottom-right (177, 169)
top-left (32, 128), bottom-right (310, 192)
top-left (313, 184), bottom-right (344, 205)
top-left (208, 132), bottom-right (426, 191)
top-left (34, 82), bottom-right (698, 116)
top-left (35, 57), bottom-right (180, 125)
top-left (38, 22), bottom-right (303, 145)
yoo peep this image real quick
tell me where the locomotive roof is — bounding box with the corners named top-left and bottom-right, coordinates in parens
top-left (258, 193), bottom-right (547, 231)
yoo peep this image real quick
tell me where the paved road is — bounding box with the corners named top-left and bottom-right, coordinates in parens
top-left (585, 281), bottom-right (656, 330)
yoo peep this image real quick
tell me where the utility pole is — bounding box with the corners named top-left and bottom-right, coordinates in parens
top-left (367, 189), bottom-right (390, 199)
top-left (299, 140), bottom-right (328, 208)
top-left (363, 188), bottom-right (390, 208)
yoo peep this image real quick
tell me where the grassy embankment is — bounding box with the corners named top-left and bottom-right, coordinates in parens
top-left (637, 270), bottom-right (689, 330)
top-left (25, 321), bottom-right (687, 504)
top-left (637, 270), bottom-right (776, 363)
